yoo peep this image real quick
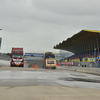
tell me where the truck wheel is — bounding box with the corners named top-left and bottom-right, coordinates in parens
top-left (42, 65), bottom-right (45, 68)
top-left (45, 66), bottom-right (48, 69)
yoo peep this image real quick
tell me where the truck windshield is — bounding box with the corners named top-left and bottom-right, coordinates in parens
top-left (12, 53), bottom-right (23, 58)
top-left (45, 54), bottom-right (55, 59)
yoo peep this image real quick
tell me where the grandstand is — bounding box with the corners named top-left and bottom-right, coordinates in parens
top-left (54, 29), bottom-right (100, 67)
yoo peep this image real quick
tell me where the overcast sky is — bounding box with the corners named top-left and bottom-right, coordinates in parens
top-left (0, 0), bottom-right (100, 53)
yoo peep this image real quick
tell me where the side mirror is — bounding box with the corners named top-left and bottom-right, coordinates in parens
top-left (42, 56), bottom-right (44, 58)
top-left (10, 54), bottom-right (12, 58)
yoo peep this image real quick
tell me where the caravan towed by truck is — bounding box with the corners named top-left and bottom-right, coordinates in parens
top-left (43, 52), bottom-right (56, 69)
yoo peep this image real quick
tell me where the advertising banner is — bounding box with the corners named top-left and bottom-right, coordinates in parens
top-left (25, 53), bottom-right (44, 57)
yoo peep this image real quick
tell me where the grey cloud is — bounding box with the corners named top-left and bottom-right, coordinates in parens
top-left (0, 0), bottom-right (100, 53)
top-left (33, 0), bottom-right (100, 16)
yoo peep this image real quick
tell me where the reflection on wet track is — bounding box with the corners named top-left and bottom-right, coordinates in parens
top-left (0, 57), bottom-right (100, 89)
top-left (0, 69), bottom-right (100, 89)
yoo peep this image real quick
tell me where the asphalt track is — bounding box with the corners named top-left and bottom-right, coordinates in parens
top-left (0, 57), bottom-right (100, 100)
top-left (0, 67), bottom-right (100, 89)
top-left (24, 56), bottom-right (43, 68)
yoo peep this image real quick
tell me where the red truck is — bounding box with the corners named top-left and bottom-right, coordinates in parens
top-left (10, 48), bottom-right (24, 67)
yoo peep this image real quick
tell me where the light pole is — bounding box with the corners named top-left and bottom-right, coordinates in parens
top-left (94, 48), bottom-right (96, 58)
top-left (0, 29), bottom-right (2, 52)
top-left (59, 51), bottom-right (62, 65)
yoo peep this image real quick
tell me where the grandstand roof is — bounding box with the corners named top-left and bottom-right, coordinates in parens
top-left (54, 29), bottom-right (100, 54)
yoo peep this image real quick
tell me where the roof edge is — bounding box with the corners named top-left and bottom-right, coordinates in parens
top-left (83, 29), bottom-right (100, 33)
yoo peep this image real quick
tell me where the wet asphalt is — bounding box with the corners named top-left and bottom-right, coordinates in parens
top-left (0, 57), bottom-right (100, 89)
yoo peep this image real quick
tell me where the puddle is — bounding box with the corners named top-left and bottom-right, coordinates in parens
top-left (70, 74), bottom-right (86, 77)
top-left (59, 77), bottom-right (100, 83)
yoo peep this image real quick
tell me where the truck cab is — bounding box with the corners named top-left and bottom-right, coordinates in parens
top-left (10, 48), bottom-right (24, 67)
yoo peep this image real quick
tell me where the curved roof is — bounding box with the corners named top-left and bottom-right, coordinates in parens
top-left (54, 29), bottom-right (100, 54)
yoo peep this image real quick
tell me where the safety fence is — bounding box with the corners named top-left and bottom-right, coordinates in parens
top-left (57, 61), bottom-right (98, 68)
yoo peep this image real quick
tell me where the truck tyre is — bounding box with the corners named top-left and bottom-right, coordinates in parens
top-left (42, 65), bottom-right (45, 68)
top-left (45, 66), bottom-right (48, 69)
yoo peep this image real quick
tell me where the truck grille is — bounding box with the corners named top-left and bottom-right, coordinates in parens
top-left (47, 61), bottom-right (54, 64)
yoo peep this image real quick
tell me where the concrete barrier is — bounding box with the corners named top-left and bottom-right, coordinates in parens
top-left (57, 66), bottom-right (100, 75)
top-left (0, 60), bottom-right (10, 66)
top-left (57, 66), bottom-right (69, 70)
